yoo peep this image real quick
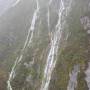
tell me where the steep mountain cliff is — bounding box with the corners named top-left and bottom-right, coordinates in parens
top-left (0, 0), bottom-right (90, 90)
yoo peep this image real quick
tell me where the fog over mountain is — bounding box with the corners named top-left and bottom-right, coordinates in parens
top-left (0, 0), bottom-right (90, 90)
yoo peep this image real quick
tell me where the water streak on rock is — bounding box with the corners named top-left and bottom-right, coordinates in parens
top-left (27, 0), bottom-right (40, 47)
top-left (40, 0), bottom-right (72, 90)
top-left (7, 0), bottom-right (40, 90)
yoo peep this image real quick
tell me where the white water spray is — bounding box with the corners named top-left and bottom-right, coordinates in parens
top-left (40, 0), bottom-right (72, 90)
top-left (67, 65), bottom-right (80, 90)
top-left (7, 0), bottom-right (40, 90)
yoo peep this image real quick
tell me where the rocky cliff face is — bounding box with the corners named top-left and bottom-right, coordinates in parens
top-left (0, 0), bottom-right (90, 90)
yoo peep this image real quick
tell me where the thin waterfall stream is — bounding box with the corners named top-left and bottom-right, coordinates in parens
top-left (40, 0), bottom-right (72, 90)
top-left (7, 0), bottom-right (40, 90)
top-left (0, 0), bottom-right (89, 90)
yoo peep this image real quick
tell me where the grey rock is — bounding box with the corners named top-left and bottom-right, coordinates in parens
top-left (87, 30), bottom-right (90, 34)
top-left (80, 16), bottom-right (90, 30)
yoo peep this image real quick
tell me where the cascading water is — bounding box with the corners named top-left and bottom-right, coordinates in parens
top-left (23, 0), bottom-right (40, 51)
top-left (47, 0), bottom-right (52, 38)
top-left (40, 0), bottom-right (72, 90)
top-left (47, 4), bottom-right (50, 32)
top-left (7, 0), bottom-right (40, 90)
top-left (0, 0), bottom-right (21, 17)
top-left (0, 0), bottom-right (89, 89)
top-left (27, 0), bottom-right (40, 47)
top-left (67, 65), bottom-right (80, 90)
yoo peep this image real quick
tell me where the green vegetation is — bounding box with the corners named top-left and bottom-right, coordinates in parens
top-left (49, 1), bottom-right (90, 90)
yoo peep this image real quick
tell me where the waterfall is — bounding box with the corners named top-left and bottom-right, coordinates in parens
top-left (47, 6), bottom-right (50, 32)
top-left (40, 0), bottom-right (72, 90)
top-left (67, 65), bottom-right (80, 90)
top-left (27, 0), bottom-right (40, 47)
top-left (47, 0), bottom-right (52, 37)
top-left (7, 0), bottom-right (40, 90)
top-left (85, 62), bottom-right (90, 90)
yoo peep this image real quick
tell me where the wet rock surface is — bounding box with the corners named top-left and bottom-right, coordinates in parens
top-left (0, 0), bottom-right (90, 90)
